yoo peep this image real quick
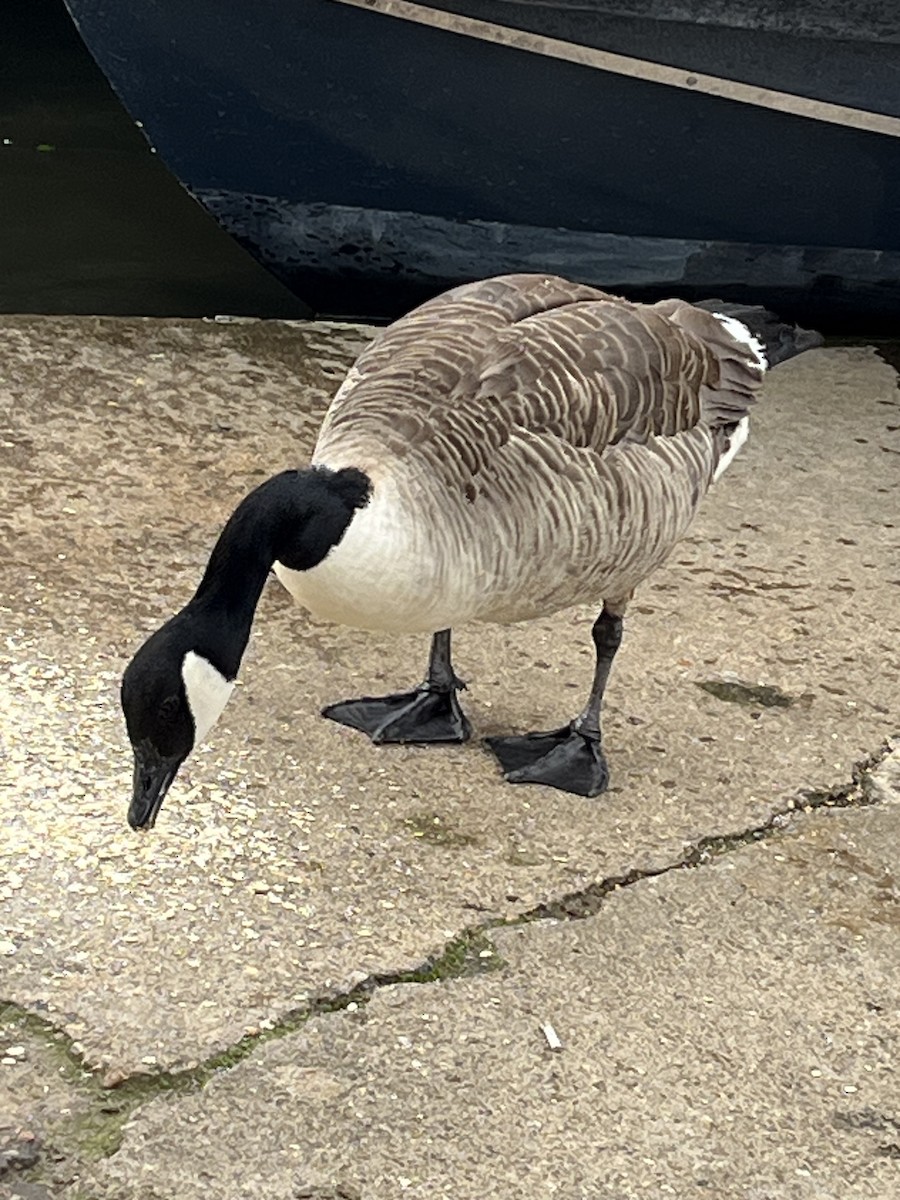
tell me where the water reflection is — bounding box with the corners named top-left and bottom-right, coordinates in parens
top-left (1, 0), bottom-right (308, 317)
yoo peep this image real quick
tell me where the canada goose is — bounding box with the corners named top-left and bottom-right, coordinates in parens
top-left (122, 274), bottom-right (821, 829)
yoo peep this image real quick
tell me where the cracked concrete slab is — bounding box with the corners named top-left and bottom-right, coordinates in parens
top-left (82, 799), bottom-right (900, 1200)
top-left (0, 1022), bottom-right (97, 1198)
top-left (0, 317), bottom-right (898, 1088)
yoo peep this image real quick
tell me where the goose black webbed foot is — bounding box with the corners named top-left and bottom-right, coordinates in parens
top-left (484, 724), bottom-right (610, 797)
top-left (322, 629), bottom-right (471, 744)
top-left (323, 684), bottom-right (471, 744)
top-left (485, 604), bottom-right (624, 798)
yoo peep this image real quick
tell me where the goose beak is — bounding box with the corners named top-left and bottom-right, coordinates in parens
top-left (128, 743), bottom-right (184, 830)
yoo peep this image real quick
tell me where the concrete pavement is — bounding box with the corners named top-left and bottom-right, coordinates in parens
top-left (0, 316), bottom-right (898, 1198)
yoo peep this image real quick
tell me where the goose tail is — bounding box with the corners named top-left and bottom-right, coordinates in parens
top-left (694, 300), bottom-right (824, 368)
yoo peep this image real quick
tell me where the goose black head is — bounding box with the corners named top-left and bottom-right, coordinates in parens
top-left (120, 465), bottom-right (371, 831)
top-left (121, 614), bottom-right (234, 830)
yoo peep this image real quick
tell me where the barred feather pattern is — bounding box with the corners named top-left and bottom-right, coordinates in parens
top-left (287, 274), bottom-right (763, 633)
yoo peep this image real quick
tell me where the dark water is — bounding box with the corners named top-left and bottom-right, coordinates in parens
top-left (0, 0), bottom-right (309, 318)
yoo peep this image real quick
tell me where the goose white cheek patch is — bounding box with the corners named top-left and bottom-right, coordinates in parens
top-left (181, 651), bottom-right (235, 745)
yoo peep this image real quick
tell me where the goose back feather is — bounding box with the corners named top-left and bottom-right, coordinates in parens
top-left (280, 274), bottom-right (766, 633)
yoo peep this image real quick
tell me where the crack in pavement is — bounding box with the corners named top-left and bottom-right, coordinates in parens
top-left (525, 739), bottom-right (892, 922)
top-left (0, 927), bottom-right (506, 1178)
top-left (3, 737), bottom-right (895, 1183)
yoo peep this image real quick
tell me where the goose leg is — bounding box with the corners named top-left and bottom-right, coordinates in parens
top-left (322, 629), bottom-right (472, 744)
top-left (484, 606), bottom-right (623, 797)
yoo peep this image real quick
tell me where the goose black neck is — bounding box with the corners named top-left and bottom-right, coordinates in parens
top-left (185, 466), bottom-right (370, 674)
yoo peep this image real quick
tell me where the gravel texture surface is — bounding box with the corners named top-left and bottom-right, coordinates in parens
top-left (0, 316), bottom-right (898, 1198)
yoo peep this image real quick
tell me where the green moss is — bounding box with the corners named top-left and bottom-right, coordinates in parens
top-left (402, 812), bottom-right (477, 848)
top-left (505, 847), bottom-right (544, 867)
top-left (0, 923), bottom-right (506, 1182)
top-left (0, 1002), bottom-right (92, 1086)
top-left (199, 1005), bottom-right (313, 1076)
top-left (696, 678), bottom-right (793, 708)
top-left (4, 741), bottom-right (888, 1186)
top-left (0, 1002), bottom-right (203, 1172)
top-left (390, 928), bottom-right (506, 983)
top-left (57, 1106), bottom-right (132, 1163)
top-left (683, 824), bottom-right (783, 868)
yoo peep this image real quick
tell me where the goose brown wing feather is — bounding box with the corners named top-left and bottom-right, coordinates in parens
top-left (309, 275), bottom-right (765, 624)
top-left (317, 275), bottom-right (619, 446)
top-left (467, 301), bottom-right (715, 454)
top-left (315, 275), bottom-right (763, 515)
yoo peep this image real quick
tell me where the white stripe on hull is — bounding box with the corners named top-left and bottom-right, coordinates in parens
top-left (330, 0), bottom-right (900, 138)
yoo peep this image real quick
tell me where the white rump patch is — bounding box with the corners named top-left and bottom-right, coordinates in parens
top-left (713, 313), bottom-right (768, 373)
top-left (713, 416), bottom-right (750, 482)
top-left (181, 651), bottom-right (235, 745)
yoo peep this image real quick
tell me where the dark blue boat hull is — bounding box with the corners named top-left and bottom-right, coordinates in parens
top-left (64, 0), bottom-right (900, 327)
